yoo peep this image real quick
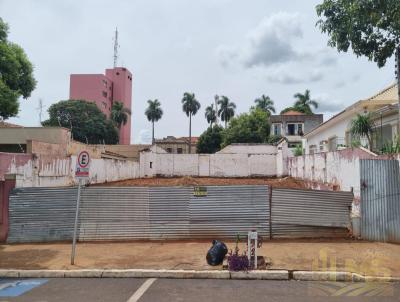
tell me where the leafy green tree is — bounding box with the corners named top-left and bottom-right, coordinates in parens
top-left (316, 0), bottom-right (400, 126)
top-left (316, 0), bottom-right (400, 68)
top-left (350, 113), bottom-right (375, 151)
top-left (42, 100), bottom-right (119, 144)
top-left (267, 135), bottom-right (284, 145)
top-left (222, 108), bottom-right (270, 147)
top-left (0, 18), bottom-right (36, 120)
top-left (253, 95), bottom-right (275, 115)
top-left (205, 104), bottom-right (217, 127)
top-left (182, 92), bottom-right (201, 153)
top-left (217, 96), bottom-right (236, 128)
top-left (111, 101), bottom-right (131, 129)
top-left (196, 125), bottom-right (224, 154)
top-left (382, 136), bottom-right (400, 155)
top-left (293, 90), bottom-right (318, 114)
top-left (145, 99), bottom-right (163, 144)
top-left (294, 144), bottom-right (304, 156)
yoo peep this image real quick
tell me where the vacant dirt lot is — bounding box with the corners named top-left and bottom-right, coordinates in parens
top-left (1, 239), bottom-right (399, 277)
top-left (93, 176), bottom-right (307, 189)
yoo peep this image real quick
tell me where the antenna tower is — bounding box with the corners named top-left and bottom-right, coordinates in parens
top-left (36, 98), bottom-right (45, 125)
top-left (113, 27), bottom-right (119, 68)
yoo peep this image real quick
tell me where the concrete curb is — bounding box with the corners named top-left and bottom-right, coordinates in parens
top-left (231, 270), bottom-right (289, 280)
top-left (292, 271), bottom-right (352, 282)
top-left (0, 269), bottom-right (398, 282)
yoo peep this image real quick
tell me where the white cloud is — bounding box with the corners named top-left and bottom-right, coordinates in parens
top-left (134, 129), bottom-right (152, 144)
top-left (242, 12), bottom-right (302, 67)
top-left (218, 12), bottom-right (303, 68)
top-left (314, 93), bottom-right (346, 113)
top-left (216, 12), bottom-right (340, 86)
top-left (266, 66), bottom-right (324, 84)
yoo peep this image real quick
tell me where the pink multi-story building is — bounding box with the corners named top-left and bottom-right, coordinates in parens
top-left (69, 67), bottom-right (133, 145)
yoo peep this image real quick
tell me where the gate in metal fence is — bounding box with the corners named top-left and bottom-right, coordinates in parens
top-left (360, 159), bottom-right (400, 243)
top-left (7, 185), bottom-right (352, 243)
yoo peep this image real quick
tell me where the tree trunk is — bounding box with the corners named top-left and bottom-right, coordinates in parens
top-left (189, 113), bottom-right (192, 154)
top-left (367, 133), bottom-right (373, 152)
top-left (152, 121), bottom-right (155, 145)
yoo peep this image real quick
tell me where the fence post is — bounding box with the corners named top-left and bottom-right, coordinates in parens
top-left (0, 174), bottom-right (16, 242)
top-left (269, 186), bottom-right (273, 240)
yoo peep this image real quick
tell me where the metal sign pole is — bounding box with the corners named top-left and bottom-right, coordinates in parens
top-left (71, 178), bottom-right (82, 265)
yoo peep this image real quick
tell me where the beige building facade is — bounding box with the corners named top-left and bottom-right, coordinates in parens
top-left (154, 136), bottom-right (198, 154)
top-left (304, 83), bottom-right (398, 154)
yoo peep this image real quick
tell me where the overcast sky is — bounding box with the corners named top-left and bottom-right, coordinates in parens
top-left (1, 0), bottom-right (395, 143)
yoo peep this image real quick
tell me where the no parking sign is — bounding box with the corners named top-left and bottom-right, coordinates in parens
top-left (72, 150), bottom-right (90, 265)
top-left (75, 151), bottom-right (90, 179)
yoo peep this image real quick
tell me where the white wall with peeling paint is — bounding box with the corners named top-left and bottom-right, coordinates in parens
top-left (2, 153), bottom-right (140, 187)
top-left (288, 148), bottom-right (378, 199)
top-left (139, 144), bottom-right (283, 178)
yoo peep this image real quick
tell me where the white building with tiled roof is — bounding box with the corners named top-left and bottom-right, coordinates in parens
top-left (303, 83), bottom-right (398, 154)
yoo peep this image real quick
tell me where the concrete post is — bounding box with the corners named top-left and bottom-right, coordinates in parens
top-left (0, 174), bottom-right (16, 242)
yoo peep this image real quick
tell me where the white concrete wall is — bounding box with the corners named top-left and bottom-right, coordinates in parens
top-left (198, 155), bottom-right (210, 177)
top-left (88, 157), bottom-right (140, 184)
top-left (139, 144), bottom-right (283, 178)
top-left (10, 155), bottom-right (139, 187)
top-left (210, 153), bottom-right (249, 177)
top-left (288, 148), bottom-right (377, 199)
top-left (249, 154), bottom-right (277, 176)
top-left (276, 140), bottom-right (291, 177)
top-left (218, 144), bottom-right (276, 154)
top-left (156, 154), bottom-right (199, 176)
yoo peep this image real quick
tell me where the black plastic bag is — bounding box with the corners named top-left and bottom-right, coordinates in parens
top-left (206, 240), bottom-right (228, 266)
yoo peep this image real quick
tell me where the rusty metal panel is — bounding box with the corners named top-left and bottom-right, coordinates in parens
top-left (360, 159), bottom-right (400, 243)
top-left (271, 188), bottom-right (352, 238)
top-left (189, 185), bottom-right (269, 239)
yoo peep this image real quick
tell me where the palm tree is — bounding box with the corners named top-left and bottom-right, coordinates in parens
top-left (111, 101), bottom-right (131, 129)
top-left (217, 96), bottom-right (236, 128)
top-left (111, 101), bottom-right (131, 144)
top-left (205, 104), bottom-right (217, 127)
top-left (182, 92), bottom-right (201, 153)
top-left (145, 99), bottom-right (163, 144)
top-left (350, 113), bottom-right (375, 151)
top-left (293, 89), bottom-right (318, 114)
top-left (254, 95), bottom-right (276, 115)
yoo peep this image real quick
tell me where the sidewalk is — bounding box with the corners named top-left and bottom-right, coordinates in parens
top-left (0, 239), bottom-right (399, 277)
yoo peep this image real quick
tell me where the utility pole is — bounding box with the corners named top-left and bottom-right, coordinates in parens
top-left (36, 98), bottom-right (45, 125)
top-left (113, 27), bottom-right (119, 68)
top-left (396, 47), bottom-right (400, 136)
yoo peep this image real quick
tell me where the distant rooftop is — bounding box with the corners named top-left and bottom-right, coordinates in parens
top-left (281, 110), bottom-right (305, 116)
top-left (0, 121), bottom-right (23, 128)
top-left (155, 136), bottom-right (199, 144)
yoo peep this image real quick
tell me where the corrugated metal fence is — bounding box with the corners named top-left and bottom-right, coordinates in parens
top-left (7, 185), bottom-right (352, 243)
top-left (271, 188), bottom-right (352, 238)
top-left (360, 159), bottom-right (400, 243)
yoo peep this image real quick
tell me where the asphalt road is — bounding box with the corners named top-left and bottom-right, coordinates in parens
top-left (0, 278), bottom-right (399, 302)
